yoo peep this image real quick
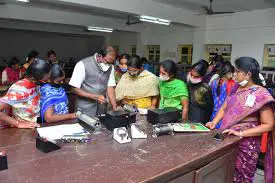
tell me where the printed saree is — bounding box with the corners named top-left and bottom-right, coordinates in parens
top-left (40, 84), bottom-right (69, 123)
top-left (210, 79), bottom-right (236, 129)
top-left (0, 79), bottom-right (40, 125)
top-left (220, 85), bottom-right (275, 183)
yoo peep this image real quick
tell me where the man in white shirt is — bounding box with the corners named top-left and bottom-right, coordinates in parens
top-left (69, 46), bottom-right (117, 117)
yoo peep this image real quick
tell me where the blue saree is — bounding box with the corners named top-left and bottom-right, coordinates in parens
top-left (210, 79), bottom-right (227, 129)
top-left (40, 84), bottom-right (69, 123)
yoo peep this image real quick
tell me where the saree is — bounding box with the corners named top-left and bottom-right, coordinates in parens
top-left (115, 70), bottom-right (159, 109)
top-left (210, 79), bottom-right (235, 129)
top-left (159, 79), bottom-right (189, 110)
top-left (40, 84), bottom-right (69, 123)
top-left (0, 79), bottom-right (40, 124)
top-left (220, 85), bottom-right (275, 183)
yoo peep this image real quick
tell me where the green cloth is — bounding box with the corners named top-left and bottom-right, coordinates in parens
top-left (159, 79), bottom-right (189, 110)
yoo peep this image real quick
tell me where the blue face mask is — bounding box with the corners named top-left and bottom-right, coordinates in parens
top-left (120, 68), bottom-right (128, 73)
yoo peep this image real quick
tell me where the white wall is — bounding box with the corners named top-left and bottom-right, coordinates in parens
top-left (206, 8), bottom-right (275, 68)
top-left (139, 24), bottom-right (194, 62)
top-left (109, 31), bottom-right (138, 54)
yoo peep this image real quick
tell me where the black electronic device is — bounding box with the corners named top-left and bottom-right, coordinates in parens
top-left (0, 151), bottom-right (8, 171)
top-left (98, 111), bottom-right (136, 131)
top-left (36, 136), bottom-right (61, 153)
top-left (147, 108), bottom-right (180, 124)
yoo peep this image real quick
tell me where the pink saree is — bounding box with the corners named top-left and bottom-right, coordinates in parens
top-left (221, 85), bottom-right (275, 183)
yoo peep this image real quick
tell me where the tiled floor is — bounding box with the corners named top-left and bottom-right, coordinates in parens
top-left (254, 169), bottom-right (264, 183)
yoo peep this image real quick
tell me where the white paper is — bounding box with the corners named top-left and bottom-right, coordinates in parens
top-left (37, 123), bottom-right (89, 141)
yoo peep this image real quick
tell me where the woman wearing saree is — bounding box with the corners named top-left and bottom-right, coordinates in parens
top-left (159, 60), bottom-right (189, 120)
top-left (0, 59), bottom-right (51, 129)
top-left (116, 55), bottom-right (159, 109)
top-left (40, 64), bottom-right (76, 123)
top-left (206, 57), bottom-right (275, 183)
top-left (2, 57), bottom-right (21, 85)
top-left (210, 62), bottom-right (235, 129)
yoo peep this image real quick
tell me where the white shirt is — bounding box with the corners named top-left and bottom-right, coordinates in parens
top-left (69, 56), bottom-right (116, 88)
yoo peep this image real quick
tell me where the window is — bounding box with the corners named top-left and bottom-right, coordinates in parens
top-left (130, 45), bottom-right (136, 56)
top-left (147, 45), bottom-right (160, 62)
top-left (178, 44), bottom-right (193, 64)
top-left (206, 44), bottom-right (232, 62)
top-left (263, 44), bottom-right (275, 68)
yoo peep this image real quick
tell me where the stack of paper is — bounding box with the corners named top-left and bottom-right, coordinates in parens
top-left (37, 123), bottom-right (89, 141)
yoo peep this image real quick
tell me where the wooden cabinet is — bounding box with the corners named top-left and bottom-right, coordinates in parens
top-left (194, 150), bottom-right (237, 183)
top-left (167, 149), bottom-right (237, 183)
top-left (168, 171), bottom-right (195, 183)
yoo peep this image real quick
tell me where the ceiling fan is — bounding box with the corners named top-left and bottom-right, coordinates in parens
top-left (202, 0), bottom-right (235, 15)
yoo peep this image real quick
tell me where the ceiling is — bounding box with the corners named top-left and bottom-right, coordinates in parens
top-left (153, 0), bottom-right (275, 13)
top-left (6, 0), bottom-right (137, 20)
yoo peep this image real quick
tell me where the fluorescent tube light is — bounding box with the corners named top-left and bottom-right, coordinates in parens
top-left (16, 0), bottom-right (29, 2)
top-left (87, 26), bottom-right (113, 33)
top-left (139, 15), bottom-right (170, 26)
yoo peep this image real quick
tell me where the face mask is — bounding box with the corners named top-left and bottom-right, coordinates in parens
top-left (159, 75), bottom-right (170, 81)
top-left (187, 73), bottom-right (202, 84)
top-left (128, 71), bottom-right (140, 77)
top-left (120, 68), bottom-right (128, 73)
top-left (238, 79), bottom-right (248, 87)
top-left (99, 62), bottom-right (111, 72)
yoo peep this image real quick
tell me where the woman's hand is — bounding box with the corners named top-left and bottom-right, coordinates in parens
top-left (149, 105), bottom-right (156, 110)
top-left (121, 99), bottom-right (129, 105)
top-left (17, 120), bottom-right (40, 129)
top-left (182, 113), bottom-right (187, 122)
top-left (206, 121), bottom-right (216, 130)
top-left (222, 129), bottom-right (242, 137)
top-left (70, 113), bottom-right (77, 119)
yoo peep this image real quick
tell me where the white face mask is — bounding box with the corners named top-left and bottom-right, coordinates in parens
top-left (187, 73), bottom-right (202, 84)
top-left (238, 79), bottom-right (248, 87)
top-left (159, 75), bottom-right (170, 81)
top-left (99, 62), bottom-right (110, 72)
